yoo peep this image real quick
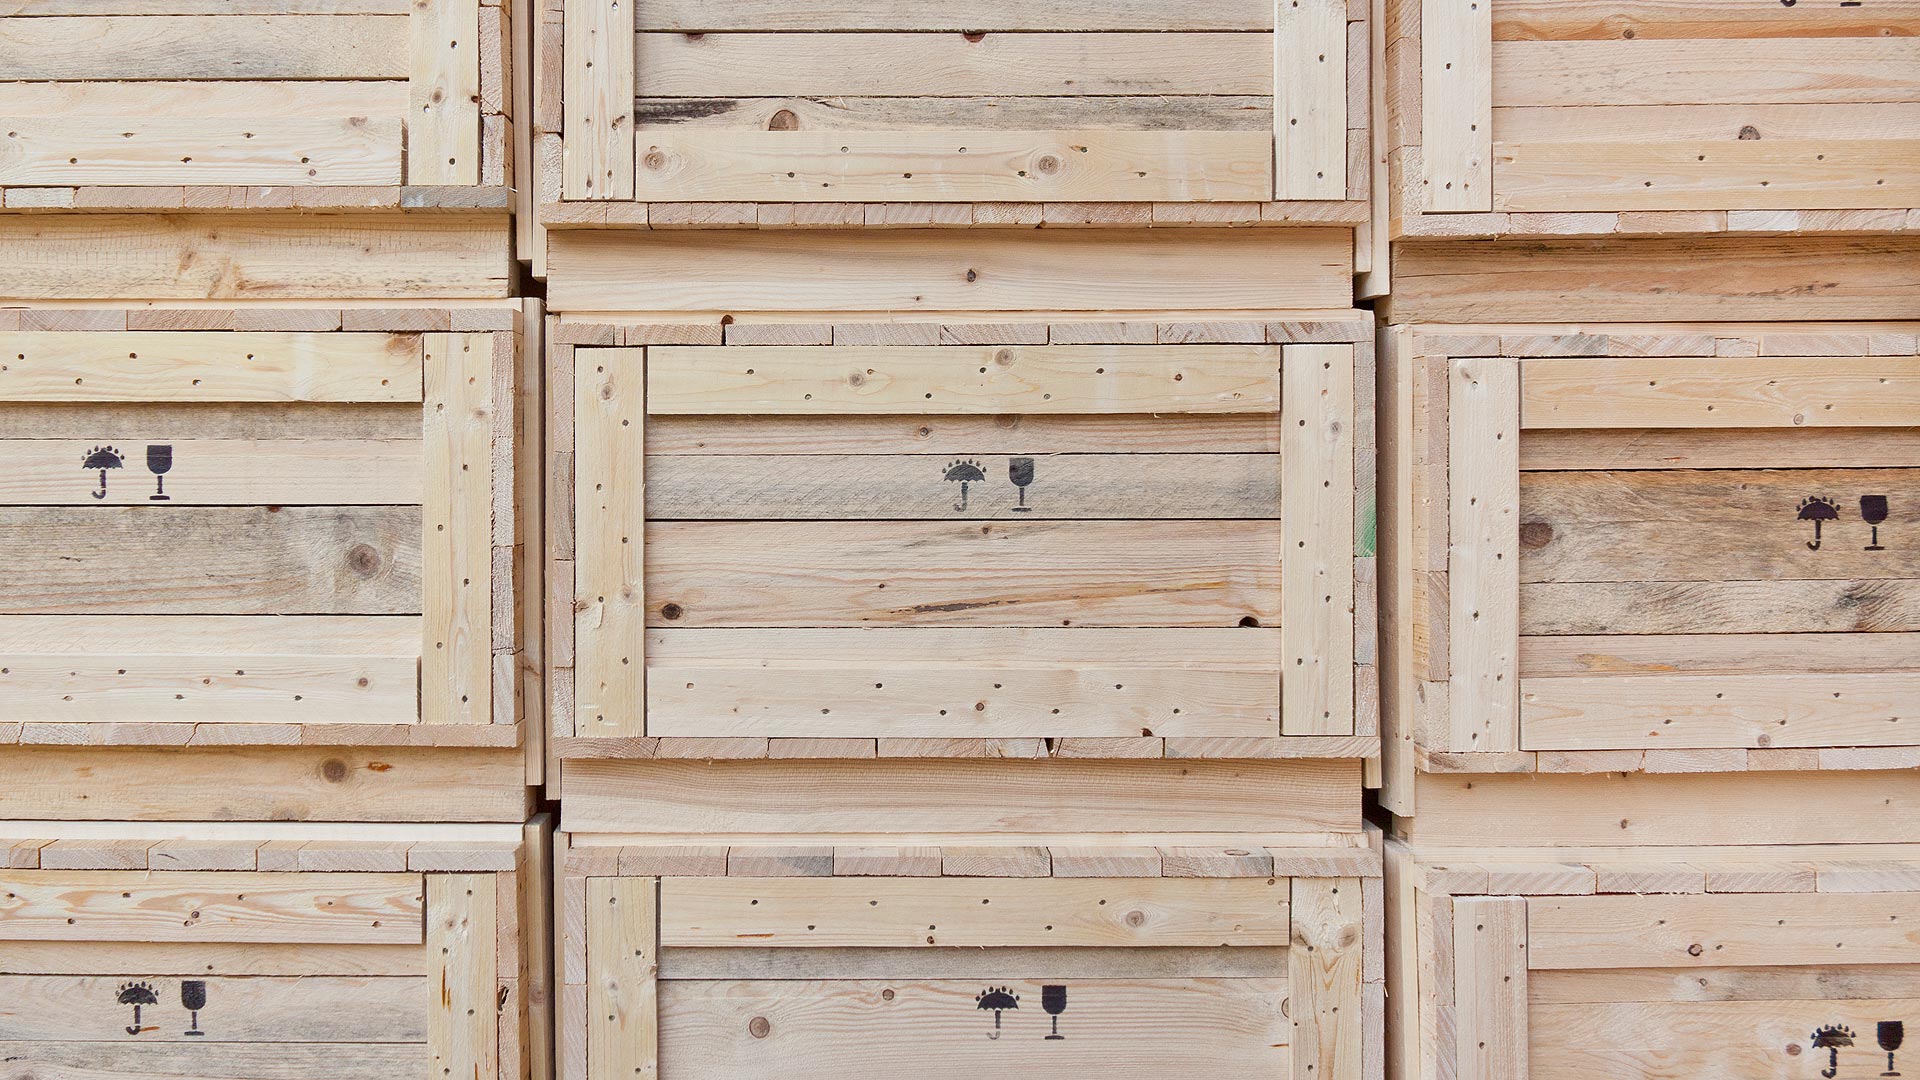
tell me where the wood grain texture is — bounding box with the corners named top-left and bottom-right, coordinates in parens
top-left (1447, 358), bottom-right (1520, 751)
top-left (588, 876), bottom-right (658, 1080)
top-left (574, 348), bottom-right (646, 737)
top-left (1422, 0), bottom-right (1493, 210)
top-left (421, 334), bottom-right (493, 725)
top-left (407, 0), bottom-right (481, 185)
top-left (1520, 673), bottom-right (1920, 749)
top-left (0, 15), bottom-right (410, 80)
top-left (1520, 356), bottom-right (1920, 429)
top-left (0, 871), bottom-right (422, 943)
top-left (1527, 892), bottom-right (1920, 969)
top-left (1282, 344), bottom-right (1355, 735)
top-left (0, 333), bottom-right (420, 403)
top-left (1274, 0), bottom-right (1347, 200)
top-left (0, 974), bottom-right (425, 1043)
top-left (1291, 877), bottom-right (1363, 1080)
top-left (427, 873), bottom-right (498, 1080)
top-left (0, 439), bottom-right (419, 506)
top-left (0, 118), bottom-right (404, 187)
top-left (1451, 897), bottom-right (1527, 1080)
top-left (563, 0), bottom-right (635, 199)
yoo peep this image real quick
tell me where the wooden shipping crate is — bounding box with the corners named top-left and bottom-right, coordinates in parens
top-left (533, 0), bottom-right (1370, 228)
top-left (556, 829), bottom-right (1382, 1080)
top-left (0, 819), bottom-right (550, 1080)
top-left (1376, 320), bottom-right (1920, 838)
top-left (1386, 838), bottom-right (1920, 1080)
top-left (0, 302), bottom-right (542, 820)
top-left (1380, 0), bottom-right (1920, 240)
top-left (544, 305), bottom-right (1377, 768)
top-left (0, 0), bottom-right (517, 211)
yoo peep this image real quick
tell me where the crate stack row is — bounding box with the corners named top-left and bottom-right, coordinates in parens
top-left (0, 2), bottom-right (551, 1076)
top-left (1375, 2), bottom-right (1920, 1079)
top-left (534, 1), bottom-right (1387, 1075)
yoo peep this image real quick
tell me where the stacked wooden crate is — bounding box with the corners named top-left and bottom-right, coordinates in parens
top-left (537, 1), bottom-right (1385, 1072)
top-left (0, 5), bottom-right (547, 1076)
top-left (1377, 3), bottom-right (1920, 1076)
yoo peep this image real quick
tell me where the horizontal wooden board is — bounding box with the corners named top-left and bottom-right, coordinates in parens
top-left (1518, 632), bottom-right (1920, 677)
top-left (0, 652), bottom-right (419, 725)
top-left (1493, 102), bottom-right (1920, 142)
top-left (645, 627), bottom-right (1279, 738)
top-left (1519, 357), bottom-right (1920, 429)
top-left (562, 758), bottom-right (1361, 834)
top-left (1518, 468), bottom-right (1920, 582)
top-left (1520, 428), bottom-right (1920, 472)
top-left (1527, 893), bottom-right (1920, 969)
top-left (1495, 139), bottom-right (1920, 212)
top-left (645, 520), bottom-right (1280, 626)
top-left (634, 95), bottom-right (1273, 132)
top-left (0, 614), bottom-right (419, 655)
top-left (0, 1041), bottom-right (424, 1080)
top-left (1530, 997), bottom-right (1920, 1080)
top-left (0, 402), bottom-right (422, 443)
top-left (0, 333), bottom-right (420, 404)
top-left (0, 941), bottom-right (425, 978)
top-left (0, 871), bottom-right (423, 944)
top-left (0, 439), bottom-right (421, 505)
top-left (0, 507), bottom-right (422, 615)
top-left (1492, 0), bottom-right (1920, 41)
top-left (633, 32), bottom-right (1273, 96)
top-left (657, 877), bottom-right (1291, 947)
top-left (1493, 39), bottom-right (1920, 106)
top-left (633, 130), bottom-right (1274, 202)
top-left (1518, 580), bottom-right (1920, 635)
top-left (0, 118), bottom-right (404, 187)
top-left (645, 453), bottom-right (1279, 519)
top-left (1528, 964), bottom-right (1920, 1004)
top-left (1520, 673), bottom-right (1919, 749)
top-left (647, 413), bottom-right (1281, 456)
top-left (646, 345), bottom-right (1282, 415)
top-left (0, 80), bottom-right (408, 119)
top-left (0, 975), bottom-right (426, 1043)
top-left (658, 945), bottom-right (1288, 980)
top-left (0, 15), bottom-right (410, 80)
top-left (656, 978), bottom-right (1288, 1079)
top-left (544, 231), bottom-right (1355, 313)
top-left (632, 0), bottom-right (1278, 31)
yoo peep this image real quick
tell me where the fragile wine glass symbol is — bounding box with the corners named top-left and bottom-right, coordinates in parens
top-left (1009, 458), bottom-right (1036, 512)
top-left (1864, 495), bottom-right (1889, 551)
top-left (146, 444), bottom-right (172, 501)
top-left (180, 981), bottom-right (207, 1037)
top-left (1882, 1020), bottom-right (1904, 1077)
top-left (1041, 985), bottom-right (1067, 1040)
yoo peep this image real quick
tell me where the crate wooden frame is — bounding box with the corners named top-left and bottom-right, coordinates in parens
top-left (531, 0), bottom-right (1371, 229)
top-left (1378, 321), bottom-right (1920, 815)
top-left (1379, 0), bottom-right (1920, 241)
top-left (1387, 838), bottom-right (1920, 1080)
top-left (557, 829), bottom-right (1383, 1080)
top-left (0, 303), bottom-right (543, 818)
top-left (0, 820), bottom-right (549, 1080)
top-left (0, 0), bottom-right (519, 212)
top-left (543, 313), bottom-right (1378, 764)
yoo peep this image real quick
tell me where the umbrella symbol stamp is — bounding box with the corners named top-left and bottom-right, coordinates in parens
top-left (117, 981), bottom-right (159, 1035)
top-left (975, 986), bottom-right (1019, 1039)
top-left (82, 445), bottom-right (125, 500)
top-left (1813, 1024), bottom-right (1857, 1078)
top-left (944, 459), bottom-right (987, 512)
top-left (1799, 496), bottom-right (1841, 551)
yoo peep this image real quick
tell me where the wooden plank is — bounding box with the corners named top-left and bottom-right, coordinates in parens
top-left (1528, 892), bottom-right (1920, 969)
top-left (657, 946), bottom-right (1290, 979)
top-left (644, 627), bottom-right (1280, 739)
top-left (0, 974), bottom-right (425, 1043)
top-left (645, 453), bottom-right (1280, 520)
top-left (1493, 39), bottom-right (1920, 107)
top-left (645, 520), bottom-right (1280, 627)
top-left (0, 333), bottom-right (420, 404)
top-left (1519, 632), bottom-right (1920, 677)
top-left (1494, 139), bottom-right (1920, 213)
top-left (633, 33), bottom-right (1272, 96)
top-left (1521, 673), bottom-right (1920, 749)
top-left (0, 15), bottom-right (410, 80)
top-left (647, 345), bottom-right (1282, 415)
top-left (427, 874), bottom-right (498, 1080)
top-left (1291, 878), bottom-right (1362, 1080)
top-left (587, 877), bottom-right (658, 1080)
top-left (421, 334), bottom-right (493, 725)
top-left (1493, 0), bottom-right (1920, 40)
top-left (563, 758), bottom-right (1361, 834)
top-left (1282, 344), bottom-right (1355, 735)
top-left (1520, 427), bottom-right (1920, 472)
top-left (655, 978), bottom-right (1288, 1079)
top-left (658, 877), bottom-right (1291, 947)
top-left (1447, 358), bottom-right (1519, 751)
top-left (1520, 356), bottom-right (1920, 429)
top-left (1494, 102), bottom-right (1920, 144)
top-left (634, 95), bottom-right (1274, 132)
top-left (1530, 997), bottom-right (1920, 1080)
top-left (0, 871), bottom-right (423, 943)
top-left (0, 80), bottom-right (408, 120)
top-left (1451, 897), bottom-right (1527, 1080)
top-left (0, 940), bottom-right (425, 977)
top-left (1421, 0), bottom-right (1493, 210)
top-left (0, 651), bottom-right (418, 725)
top-left (562, 0), bottom-right (635, 199)
top-left (544, 230), bottom-right (1355, 314)
top-left (0, 439), bottom-right (420, 506)
top-left (0, 506), bottom-right (421, 615)
top-left (1274, 0), bottom-right (1347, 200)
top-left (633, 130), bottom-right (1274, 203)
top-left (0, 118), bottom-right (403, 187)
top-left (1519, 580), bottom-right (1920, 636)
top-left (647, 412), bottom-right (1281, 456)
top-left (0, 1041), bottom-right (425, 1079)
top-left (574, 348), bottom-right (646, 737)
top-left (632, 0), bottom-right (1278, 30)
top-left (408, 0), bottom-right (481, 185)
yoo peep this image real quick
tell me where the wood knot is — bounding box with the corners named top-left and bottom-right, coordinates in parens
top-left (748, 1016), bottom-right (771, 1038)
top-left (660, 602), bottom-right (685, 621)
top-left (1518, 521), bottom-right (1554, 549)
top-left (321, 759), bottom-right (349, 783)
top-left (768, 109), bottom-right (799, 131)
top-left (1035, 155), bottom-right (1060, 174)
top-left (346, 543), bottom-right (382, 577)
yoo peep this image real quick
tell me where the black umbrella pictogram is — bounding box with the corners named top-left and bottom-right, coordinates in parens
top-left (1812, 1024), bottom-right (1856, 1078)
top-left (82, 445), bottom-right (125, 499)
top-left (944, 459), bottom-right (987, 512)
top-left (1799, 496), bottom-right (1841, 551)
top-left (976, 986), bottom-right (1019, 1039)
top-left (117, 981), bottom-right (159, 1034)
